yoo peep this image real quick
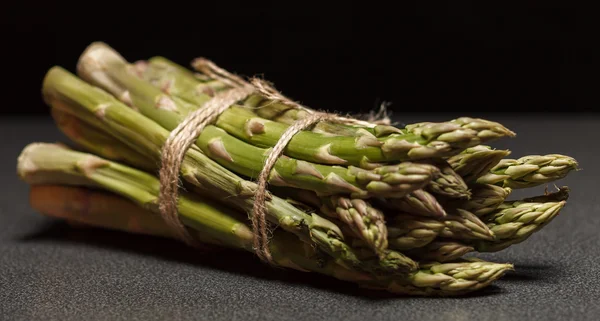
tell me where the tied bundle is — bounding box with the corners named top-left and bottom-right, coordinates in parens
top-left (16, 42), bottom-right (580, 296)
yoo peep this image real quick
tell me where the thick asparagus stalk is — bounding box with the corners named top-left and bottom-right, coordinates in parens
top-left (473, 198), bottom-right (567, 252)
top-left (407, 241), bottom-right (475, 263)
top-left (28, 184), bottom-right (511, 296)
top-left (446, 184), bottom-right (512, 217)
top-left (380, 189), bottom-right (447, 218)
top-left (447, 145), bottom-right (511, 183)
top-left (477, 154), bottom-right (579, 189)
top-left (52, 104), bottom-right (392, 255)
top-left (77, 42), bottom-right (515, 168)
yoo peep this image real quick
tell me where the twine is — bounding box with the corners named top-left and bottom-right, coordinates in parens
top-left (159, 57), bottom-right (383, 263)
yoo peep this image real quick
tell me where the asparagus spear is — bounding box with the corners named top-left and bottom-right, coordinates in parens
top-left (438, 209), bottom-right (496, 241)
top-left (380, 189), bottom-right (447, 218)
top-left (446, 184), bottom-right (512, 217)
top-left (28, 184), bottom-right (511, 296)
top-left (386, 215), bottom-right (445, 250)
top-left (76, 42), bottom-right (515, 168)
top-left (42, 69), bottom-right (420, 274)
top-left (363, 258), bottom-right (513, 296)
top-left (421, 160), bottom-right (471, 199)
top-left (319, 196), bottom-right (388, 254)
top-left (473, 198), bottom-right (567, 252)
top-left (477, 154), bottom-right (579, 189)
top-left (386, 206), bottom-right (493, 246)
top-left (447, 145), bottom-right (511, 183)
top-left (407, 241), bottom-right (475, 263)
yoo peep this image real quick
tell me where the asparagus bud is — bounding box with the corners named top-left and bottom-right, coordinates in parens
top-left (447, 145), bottom-right (511, 183)
top-left (477, 154), bottom-right (579, 189)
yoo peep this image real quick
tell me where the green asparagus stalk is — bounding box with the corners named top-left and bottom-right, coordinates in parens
top-left (29, 184), bottom-right (511, 296)
top-left (42, 68), bottom-right (416, 275)
top-left (380, 189), bottom-right (447, 218)
top-left (473, 198), bottom-right (567, 252)
top-left (76, 42), bottom-right (515, 169)
top-left (446, 184), bottom-right (512, 217)
top-left (363, 258), bottom-right (513, 296)
top-left (386, 215), bottom-right (445, 250)
top-left (447, 145), bottom-right (511, 183)
top-left (477, 154), bottom-right (579, 189)
top-left (407, 241), bottom-right (475, 263)
top-left (422, 160), bottom-right (471, 199)
top-left (319, 196), bottom-right (388, 254)
top-left (387, 208), bottom-right (495, 249)
top-left (438, 209), bottom-right (496, 241)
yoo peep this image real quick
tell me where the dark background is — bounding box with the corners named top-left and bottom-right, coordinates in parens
top-left (2, 1), bottom-right (597, 116)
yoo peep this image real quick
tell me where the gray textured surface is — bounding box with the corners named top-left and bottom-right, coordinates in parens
top-left (1, 114), bottom-right (599, 321)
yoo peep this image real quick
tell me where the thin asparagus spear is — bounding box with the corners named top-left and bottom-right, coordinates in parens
top-left (407, 241), bottom-right (475, 263)
top-left (473, 197), bottom-right (567, 252)
top-left (363, 258), bottom-right (513, 296)
top-left (421, 160), bottom-right (471, 199)
top-left (447, 145), bottom-right (511, 183)
top-left (477, 154), bottom-right (579, 189)
top-left (439, 209), bottom-right (495, 241)
top-left (28, 184), bottom-right (511, 296)
top-left (76, 42), bottom-right (515, 168)
top-left (380, 189), bottom-right (447, 218)
top-left (386, 208), bottom-right (494, 250)
top-left (386, 215), bottom-right (445, 250)
top-left (319, 196), bottom-right (388, 254)
top-left (446, 184), bottom-right (512, 217)
top-left (50, 91), bottom-right (395, 257)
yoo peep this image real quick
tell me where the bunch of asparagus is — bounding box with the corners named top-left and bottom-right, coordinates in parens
top-left (16, 42), bottom-right (579, 296)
